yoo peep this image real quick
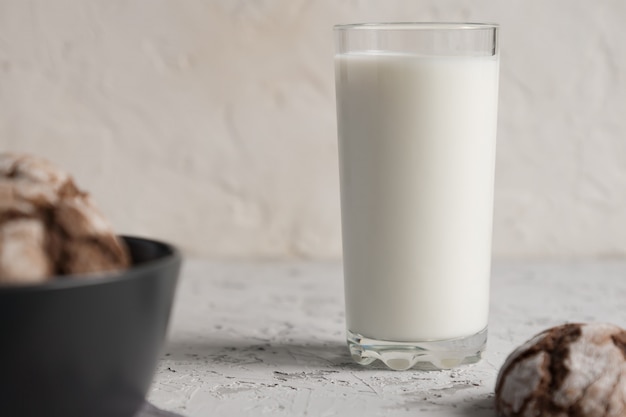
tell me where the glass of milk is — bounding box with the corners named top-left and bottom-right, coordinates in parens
top-left (334, 23), bottom-right (499, 370)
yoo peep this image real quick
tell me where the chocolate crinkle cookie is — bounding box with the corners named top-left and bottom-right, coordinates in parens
top-left (0, 153), bottom-right (130, 284)
top-left (495, 322), bottom-right (626, 417)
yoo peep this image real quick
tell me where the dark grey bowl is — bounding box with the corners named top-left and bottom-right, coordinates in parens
top-left (0, 236), bottom-right (182, 417)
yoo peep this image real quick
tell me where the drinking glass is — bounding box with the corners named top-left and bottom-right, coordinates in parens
top-left (334, 23), bottom-right (499, 370)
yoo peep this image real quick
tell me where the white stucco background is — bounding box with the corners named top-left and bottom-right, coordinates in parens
top-left (0, 0), bottom-right (624, 259)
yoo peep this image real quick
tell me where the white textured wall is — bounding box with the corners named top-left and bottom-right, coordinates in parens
top-left (0, 1), bottom-right (625, 259)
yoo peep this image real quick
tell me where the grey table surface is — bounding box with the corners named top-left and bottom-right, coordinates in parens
top-left (148, 260), bottom-right (626, 416)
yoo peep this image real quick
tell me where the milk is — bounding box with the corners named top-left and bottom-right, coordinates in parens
top-left (335, 52), bottom-right (499, 342)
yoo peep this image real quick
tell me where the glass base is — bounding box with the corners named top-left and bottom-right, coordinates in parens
top-left (347, 327), bottom-right (487, 371)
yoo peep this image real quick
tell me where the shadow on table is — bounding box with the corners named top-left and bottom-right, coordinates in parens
top-left (394, 394), bottom-right (494, 417)
top-left (454, 395), bottom-right (495, 417)
top-left (161, 338), bottom-right (363, 369)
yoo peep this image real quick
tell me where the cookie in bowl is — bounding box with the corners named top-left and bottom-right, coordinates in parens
top-left (0, 152), bottom-right (129, 283)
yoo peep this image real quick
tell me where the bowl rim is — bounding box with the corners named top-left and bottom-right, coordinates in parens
top-left (0, 235), bottom-right (182, 293)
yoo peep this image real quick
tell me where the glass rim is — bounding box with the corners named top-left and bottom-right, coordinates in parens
top-left (334, 22), bottom-right (499, 31)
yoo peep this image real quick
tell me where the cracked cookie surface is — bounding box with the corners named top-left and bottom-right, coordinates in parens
top-left (496, 322), bottom-right (626, 417)
top-left (0, 153), bottom-right (129, 284)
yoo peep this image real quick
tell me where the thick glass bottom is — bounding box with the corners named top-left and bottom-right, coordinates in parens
top-left (347, 327), bottom-right (487, 371)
